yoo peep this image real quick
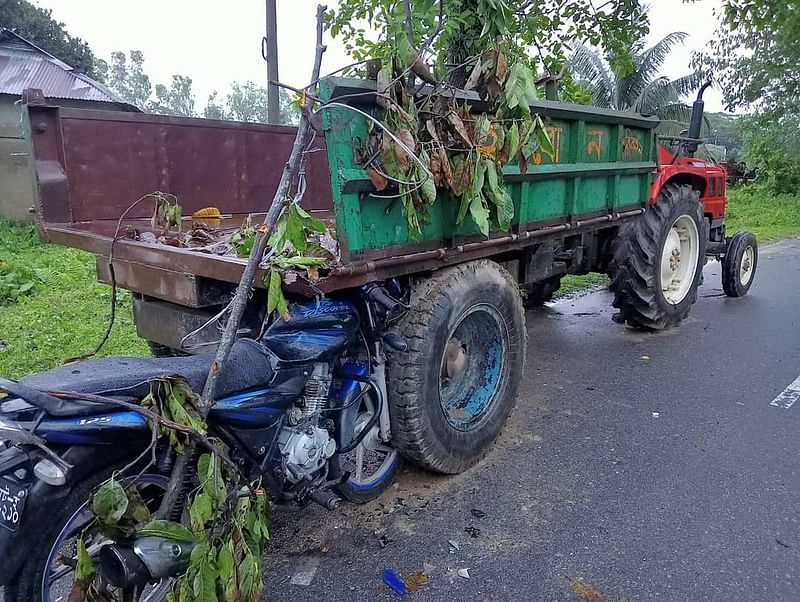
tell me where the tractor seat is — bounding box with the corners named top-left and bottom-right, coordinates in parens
top-left (19, 339), bottom-right (275, 415)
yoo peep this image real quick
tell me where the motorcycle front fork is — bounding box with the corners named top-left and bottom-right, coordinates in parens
top-left (368, 339), bottom-right (392, 443)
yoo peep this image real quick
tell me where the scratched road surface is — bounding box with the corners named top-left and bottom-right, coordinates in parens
top-left (263, 237), bottom-right (800, 601)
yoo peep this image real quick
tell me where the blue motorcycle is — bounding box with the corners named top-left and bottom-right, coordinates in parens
top-left (0, 283), bottom-right (408, 600)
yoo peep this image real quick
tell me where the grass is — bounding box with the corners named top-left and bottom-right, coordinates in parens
top-left (0, 221), bottom-right (148, 380)
top-left (725, 186), bottom-right (800, 242)
top-left (0, 185), bottom-right (798, 378)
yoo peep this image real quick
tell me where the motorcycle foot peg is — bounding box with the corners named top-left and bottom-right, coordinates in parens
top-left (311, 488), bottom-right (342, 511)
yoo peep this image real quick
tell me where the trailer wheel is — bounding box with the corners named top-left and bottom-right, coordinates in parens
top-left (523, 277), bottom-right (561, 307)
top-left (386, 260), bottom-right (525, 474)
top-left (610, 183), bottom-right (707, 329)
top-left (722, 231), bottom-right (758, 297)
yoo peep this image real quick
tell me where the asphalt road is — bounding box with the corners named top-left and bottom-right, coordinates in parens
top-left (263, 237), bottom-right (800, 602)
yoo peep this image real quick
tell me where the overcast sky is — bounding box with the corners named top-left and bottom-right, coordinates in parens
top-left (32, 0), bottom-right (728, 113)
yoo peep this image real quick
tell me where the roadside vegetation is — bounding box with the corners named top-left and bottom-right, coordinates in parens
top-left (0, 221), bottom-right (147, 380)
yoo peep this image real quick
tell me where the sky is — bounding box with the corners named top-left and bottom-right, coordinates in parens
top-left (32, 0), bottom-right (728, 113)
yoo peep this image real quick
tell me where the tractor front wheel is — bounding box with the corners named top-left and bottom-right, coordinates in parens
top-left (722, 231), bottom-right (758, 297)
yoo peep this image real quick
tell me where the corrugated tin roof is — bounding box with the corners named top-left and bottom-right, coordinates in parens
top-left (0, 28), bottom-right (134, 107)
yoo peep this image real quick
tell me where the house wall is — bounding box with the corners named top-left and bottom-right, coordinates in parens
top-left (0, 95), bottom-right (37, 221)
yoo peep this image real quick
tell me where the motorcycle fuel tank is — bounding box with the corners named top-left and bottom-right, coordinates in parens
top-left (261, 299), bottom-right (360, 363)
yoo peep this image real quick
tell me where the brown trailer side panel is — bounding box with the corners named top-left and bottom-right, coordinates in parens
top-left (27, 105), bottom-right (334, 224)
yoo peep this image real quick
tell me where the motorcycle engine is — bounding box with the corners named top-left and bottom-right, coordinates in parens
top-left (277, 425), bottom-right (336, 483)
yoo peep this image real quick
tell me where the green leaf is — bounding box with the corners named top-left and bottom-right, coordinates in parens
top-left (419, 170), bottom-right (437, 205)
top-left (74, 537), bottom-right (95, 582)
top-left (92, 478), bottom-right (129, 526)
top-left (272, 255), bottom-right (327, 269)
top-left (189, 491), bottom-right (214, 535)
top-left (505, 122), bottom-right (520, 160)
top-left (266, 268), bottom-right (289, 320)
top-left (234, 235), bottom-right (255, 257)
top-left (285, 205), bottom-right (307, 252)
top-left (166, 387), bottom-right (206, 435)
top-left (495, 190), bottom-right (514, 230)
top-left (191, 545), bottom-right (218, 602)
top-left (238, 552), bottom-right (261, 602)
top-left (521, 123), bottom-right (541, 159)
top-left (267, 214), bottom-right (287, 251)
top-left (472, 157), bottom-right (486, 197)
top-left (469, 196), bottom-right (490, 237)
top-left (217, 540), bottom-right (238, 602)
top-left (294, 203), bottom-right (327, 233)
top-left (138, 519), bottom-right (196, 543)
top-left (198, 453), bottom-right (227, 508)
top-left (483, 159), bottom-right (501, 199)
top-left (532, 114), bottom-right (555, 158)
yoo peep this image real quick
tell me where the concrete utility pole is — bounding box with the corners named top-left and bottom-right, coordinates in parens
top-left (265, 0), bottom-right (280, 124)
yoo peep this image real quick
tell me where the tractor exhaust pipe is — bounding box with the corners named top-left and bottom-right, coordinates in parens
top-left (685, 80), bottom-right (713, 156)
top-left (99, 537), bottom-right (197, 588)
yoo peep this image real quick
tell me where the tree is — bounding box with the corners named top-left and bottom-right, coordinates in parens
top-left (326, 0), bottom-right (649, 84)
top-left (696, 0), bottom-right (800, 118)
top-left (95, 50), bottom-right (196, 117)
top-left (150, 75), bottom-right (195, 117)
top-left (738, 114), bottom-right (800, 194)
top-left (203, 83), bottom-right (298, 125)
top-left (0, 0), bottom-right (95, 74)
top-left (94, 51), bottom-right (152, 110)
top-left (568, 32), bottom-right (703, 127)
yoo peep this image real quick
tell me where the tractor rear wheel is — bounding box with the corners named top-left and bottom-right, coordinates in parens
top-left (610, 183), bottom-right (707, 329)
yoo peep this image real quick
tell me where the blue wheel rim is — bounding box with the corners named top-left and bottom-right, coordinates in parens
top-left (438, 304), bottom-right (507, 431)
top-left (340, 392), bottom-right (399, 491)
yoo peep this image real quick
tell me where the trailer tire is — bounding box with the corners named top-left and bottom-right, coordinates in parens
top-left (722, 231), bottom-right (757, 297)
top-left (610, 183), bottom-right (707, 329)
top-left (386, 260), bottom-right (526, 474)
top-left (523, 277), bottom-right (561, 307)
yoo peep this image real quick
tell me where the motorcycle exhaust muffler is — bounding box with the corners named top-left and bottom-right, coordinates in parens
top-left (99, 536), bottom-right (197, 588)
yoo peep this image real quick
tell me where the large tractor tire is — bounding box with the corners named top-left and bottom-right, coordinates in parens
top-left (610, 183), bottom-right (707, 330)
top-left (386, 260), bottom-right (526, 474)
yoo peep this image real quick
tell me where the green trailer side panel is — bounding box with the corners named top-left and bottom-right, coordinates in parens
top-left (319, 78), bottom-right (658, 262)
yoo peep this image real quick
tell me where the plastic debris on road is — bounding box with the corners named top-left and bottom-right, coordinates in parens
top-left (383, 568), bottom-right (406, 595)
top-left (457, 568), bottom-right (471, 579)
top-left (471, 508), bottom-right (487, 518)
top-left (570, 578), bottom-right (605, 602)
top-left (652, 412), bottom-right (660, 418)
top-left (448, 539), bottom-right (461, 551)
top-left (404, 571), bottom-right (430, 592)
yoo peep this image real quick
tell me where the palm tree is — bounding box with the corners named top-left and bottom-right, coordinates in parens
top-left (568, 32), bottom-right (704, 131)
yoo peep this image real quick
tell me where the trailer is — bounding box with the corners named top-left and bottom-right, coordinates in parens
top-left (23, 77), bottom-right (756, 472)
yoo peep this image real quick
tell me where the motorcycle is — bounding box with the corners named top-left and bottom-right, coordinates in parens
top-left (0, 282), bottom-right (408, 600)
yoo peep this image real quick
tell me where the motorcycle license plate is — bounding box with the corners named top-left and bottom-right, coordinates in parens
top-left (0, 477), bottom-right (27, 532)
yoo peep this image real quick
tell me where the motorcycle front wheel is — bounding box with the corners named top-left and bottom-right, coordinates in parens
top-left (330, 390), bottom-right (402, 503)
top-left (6, 471), bottom-right (172, 602)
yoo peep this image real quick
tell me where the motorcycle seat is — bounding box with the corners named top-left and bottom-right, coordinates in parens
top-left (18, 339), bottom-right (275, 416)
